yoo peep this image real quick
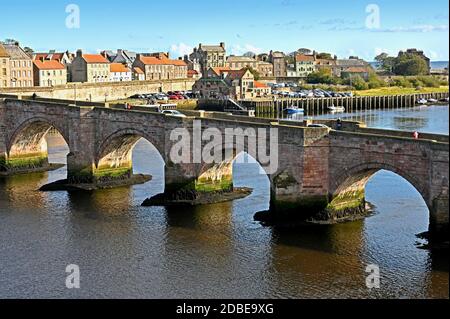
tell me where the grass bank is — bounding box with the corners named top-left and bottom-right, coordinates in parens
top-left (354, 86), bottom-right (449, 96)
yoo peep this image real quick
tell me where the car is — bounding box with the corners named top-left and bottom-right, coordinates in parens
top-left (168, 95), bottom-right (181, 100)
top-left (155, 94), bottom-right (169, 101)
top-left (307, 124), bottom-right (329, 129)
top-left (161, 110), bottom-right (186, 118)
top-left (130, 94), bottom-right (145, 99)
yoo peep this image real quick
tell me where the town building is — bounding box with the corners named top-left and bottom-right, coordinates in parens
top-left (294, 54), bottom-right (316, 78)
top-left (2, 41), bottom-right (33, 87)
top-left (341, 67), bottom-right (370, 80)
top-left (226, 56), bottom-right (258, 70)
top-left (33, 59), bottom-right (67, 87)
top-left (184, 54), bottom-right (202, 78)
top-left (333, 56), bottom-right (371, 78)
top-left (110, 63), bottom-right (132, 82)
top-left (102, 49), bottom-right (137, 69)
top-left (187, 69), bottom-right (201, 80)
top-left (206, 66), bottom-right (232, 78)
top-left (132, 67), bottom-right (145, 81)
top-left (33, 50), bottom-right (73, 82)
top-left (190, 43), bottom-right (226, 76)
top-left (193, 68), bottom-right (271, 100)
top-left (256, 61), bottom-right (274, 77)
top-left (71, 50), bottom-right (110, 83)
top-left (0, 44), bottom-right (10, 88)
top-left (132, 53), bottom-right (187, 80)
top-left (269, 51), bottom-right (287, 77)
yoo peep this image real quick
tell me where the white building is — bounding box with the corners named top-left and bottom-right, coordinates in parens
top-left (110, 63), bottom-right (131, 82)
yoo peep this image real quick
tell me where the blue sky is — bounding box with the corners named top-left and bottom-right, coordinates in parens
top-left (1, 0), bottom-right (448, 61)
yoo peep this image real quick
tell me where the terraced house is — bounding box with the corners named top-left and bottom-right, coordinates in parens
top-left (132, 53), bottom-right (187, 80)
top-left (33, 59), bottom-right (67, 87)
top-left (0, 44), bottom-right (10, 88)
top-left (71, 50), bottom-right (110, 83)
top-left (2, 41), bottom-right (33, 87)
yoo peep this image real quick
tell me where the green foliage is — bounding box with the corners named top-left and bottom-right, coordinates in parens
top-left (367, 73), bottom-right (385, 89)
top-left (316, 52), bottom-right (333, 60)
top-left (351, 75), bottom-right (369, 90)
top-left (243, 66), bottom-right (261, 81)
top-left (307, 69), bottom-right (341, 85)
top-left (393, 54), bottom-right (429, 76)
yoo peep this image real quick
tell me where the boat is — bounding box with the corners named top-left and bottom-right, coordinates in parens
top-left (428, 98), bottom-right (438, 103)
top-left (284, 106), bottom-right (304, 115)
top-left (327, 105), bottom-right (345, 113)
top-left (417, 98), bottom-right (428, 105)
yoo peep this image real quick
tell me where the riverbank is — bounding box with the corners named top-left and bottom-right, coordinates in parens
top-left (142, 187), bottom-right (252, 207)
top-left (0, 163), bottom-right (64, 176)
top-left (354, 86), bottom-right (449, 96)
top-left (39, 174), bottom-right (151, 191)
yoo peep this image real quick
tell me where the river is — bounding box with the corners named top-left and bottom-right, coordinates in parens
top-left (0, 105), bottom-right (448, 299)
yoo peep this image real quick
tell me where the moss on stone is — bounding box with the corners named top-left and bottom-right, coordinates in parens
top-left (6, 153), bottom-right (48, 170)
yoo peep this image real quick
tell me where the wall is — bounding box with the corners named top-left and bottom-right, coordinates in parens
top-left (0, 78), bottom-right (195, 102)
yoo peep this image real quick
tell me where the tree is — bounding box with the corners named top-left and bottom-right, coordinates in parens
top-left (243, 51), bottom-right (256, 58)
top-left (393, 54), bottom-right (429, 76)
top-left (375, 53), bottom-right (396, 73)
top-left (351, 75), bottom-right (369, 90)
top-left (306, 68), bottom-right (339, 85)
top-left (316, 52), bottom-right (333, 60)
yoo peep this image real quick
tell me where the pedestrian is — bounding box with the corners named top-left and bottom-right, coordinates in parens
top-left (337, 118), bottom-right (343, 130)
top-left (413, 131), bottom-right (419, 140)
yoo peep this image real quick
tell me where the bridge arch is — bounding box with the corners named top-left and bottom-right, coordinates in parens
top-left (331, 162), bottom-right (429, 210)
top-left (95, 128), bottom-right (165, 181)
top-left (5, 117), bottom-right (70, 172)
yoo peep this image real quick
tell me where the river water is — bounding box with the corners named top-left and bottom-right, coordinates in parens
top-left (0, 105), bottom-right (448, 299)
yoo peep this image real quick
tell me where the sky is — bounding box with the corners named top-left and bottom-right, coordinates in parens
top-left (0, 0), bottom-right (448, 61)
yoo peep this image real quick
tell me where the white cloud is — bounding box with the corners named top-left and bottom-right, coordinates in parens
top-left (169, 43), bottom-right (193, 57)
top-left (230, 44), bottom-right (263, 55)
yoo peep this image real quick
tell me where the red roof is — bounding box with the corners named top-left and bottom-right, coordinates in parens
top-left (33, 60), bottom-right (66, 70)
top-left (139, 56), bottom-right (187, 66)
top-left (110, 63), bottom-right (130, 73)
top-left (211, 66), bottom-right (231, 75)
top-left (295, 54), bottom-right (315, 62)
top-left (34, 53), bottom-right (65, 62)
top-left (83, 54), bottom-right (109, 63)
top-left (226, 69), bottom-right (247, 80)
top-left (254, 81), bottom-right (268, 88)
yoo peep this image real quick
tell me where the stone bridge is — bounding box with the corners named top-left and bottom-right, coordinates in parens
top-left (0, 98), bottom-right (448, 241)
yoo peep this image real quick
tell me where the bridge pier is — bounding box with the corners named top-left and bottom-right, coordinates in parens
top-left (430, 195), bottom-right (449, 242)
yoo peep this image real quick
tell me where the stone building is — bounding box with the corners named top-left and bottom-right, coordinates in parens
top-left (294, 54), bottom-right (316, 78)
top-left (71, 50), bottom-right (110, 83)
top-left (190, 43), bottom-right (226, 76)
top-left (269, 50), bottom-right (287, 77)
top-left (0, 44), bottom-right (10, 88)
top-left (132, 53), bottom-right (187, 80)
top-left (333, 56), bottom-right (372, 78)
top-left (33, 59), bottom-right (67, 87)
top-left (2, 42), bottom-right (33, 87)
top-left (194, 68), bottom-right (271, 100)
top-left (256, 61), bottom-right (274, 77)
top-left (33, 51), bottom-right (73, 82)
top-left (226, 56), bottom-right (258, 70)
top-left (109, 63), bottom-right (132, 82)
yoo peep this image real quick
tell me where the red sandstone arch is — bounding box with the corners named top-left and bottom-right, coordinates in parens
top-left (331, 162), bottom-right (429, 207)
top-left (96, 128), bottom-right (165, 170)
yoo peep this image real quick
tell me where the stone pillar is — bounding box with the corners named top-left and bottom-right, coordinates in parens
top-left (430, 195), bottom-right (449, 242)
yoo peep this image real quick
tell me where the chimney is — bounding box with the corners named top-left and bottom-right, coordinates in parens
top-left (220, 42), bottom-right (225, 49)
top-left (199, 43), bottom-right (202, 49)
top-left (76, 49), bottom-right (82, 58)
